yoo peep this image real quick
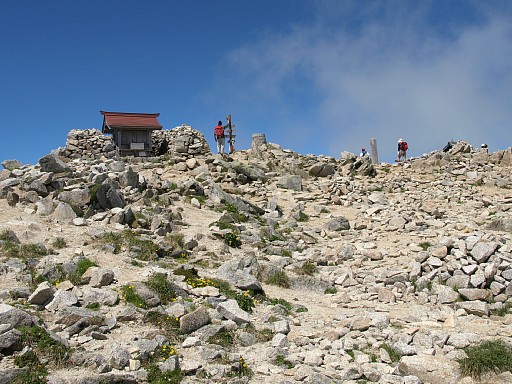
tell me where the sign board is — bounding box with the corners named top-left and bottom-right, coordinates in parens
top-left (130, 143), bottom-right (145, 150)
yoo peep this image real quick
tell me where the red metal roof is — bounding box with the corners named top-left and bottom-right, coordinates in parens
top-left (101, 111), bottom-right (163, 131)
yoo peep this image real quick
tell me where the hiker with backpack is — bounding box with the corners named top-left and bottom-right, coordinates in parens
top-left (214, 120), bottom-right (225, 155)
top-left (397, 138), bottom-right (408, 163)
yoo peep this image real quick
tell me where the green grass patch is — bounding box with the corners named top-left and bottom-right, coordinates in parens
top-left (297, 212), bottom-right (309, 222)
top-left (15, 325), bottom-right (70, 380)
top-left (99, 230), bottom-right (160, 261)
top-left (418, 241), bottom-right (432, 251)
top-left (51, 237), bottom-right (67, 249)
top-left (380, 343), bottom-right (402, 363)
top-left (145, 273), bottom-right (177, 304)
top-left (68, 257), bottom-right (98, 285)
top-left (224, 203), bottom-right (248, 223)
top-left (458, 339), bottom-right (512, 379)
top-left (267, 297), bottom-right (292, 314)
top-left (492, 302), bottom-right (512, 317)
top-left (120, 284), bottom-right (147, 308)
top-left (324, 286), bottom-right (338, 294)
top-left (208, 329), bottom-right (234, 347)
top-left (296, 261), bottom-right (317, 276)
top-left (146, 364), bottom-right (182, 384)
top-left (266, 271), bottom-right (290, 288)
top-left (224, 230), bottom-right (242, 248)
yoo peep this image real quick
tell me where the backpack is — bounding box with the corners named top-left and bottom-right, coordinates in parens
top-left (400, 141), bottom-right (408, 151)
top-left (214, 125), bottom-right (224, 137)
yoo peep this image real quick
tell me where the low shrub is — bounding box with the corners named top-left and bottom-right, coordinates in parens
top-left (458, 339), bottom-right (512, 379)
top-left (266, 271), bottom-right (290, 288)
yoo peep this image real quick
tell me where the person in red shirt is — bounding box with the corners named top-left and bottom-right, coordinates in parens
top-left (214, 120), bottom-right (225, 154)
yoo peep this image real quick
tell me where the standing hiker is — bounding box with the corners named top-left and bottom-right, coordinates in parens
top-left (397, 138), bottom-right (408, 163)
top-left (214, 120), bottom-right (225, 155)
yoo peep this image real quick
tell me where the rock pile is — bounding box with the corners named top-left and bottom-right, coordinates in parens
top-left (0, 139), bottom-right (511, 384)
top-left (61, 129), bottom-right (117, 160)
top-left (152, 125), bottom-right (211, 159)
top-left (59, 125), bottom-right (211, 161)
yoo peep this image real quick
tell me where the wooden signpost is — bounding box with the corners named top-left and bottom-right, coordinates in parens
top-left (226, 114), bottom-right (236, 154)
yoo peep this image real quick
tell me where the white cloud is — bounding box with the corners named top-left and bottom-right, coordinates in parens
top-left (218, 2), bottom-right (512, 161)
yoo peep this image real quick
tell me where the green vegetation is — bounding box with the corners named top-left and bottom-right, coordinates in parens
top-left (147, 365), bottom-right (182, 384)
top-left (235, 356), bottom-right (253, 378)
top-left (14, 325), bottom-right (71, 384)
top-left (120, 284), bottom-right (147, 308)
top-left (85, 302), bottom-right (100, 310)
top-left (280, 249), bottom-right (292, 257)
top-left (274, 355), bottom-right (295, 369)
top-left (224, 203), bottom-right (248, 223)
top-left (0, 232), bottom-right (47, 260)
top-left (380, 343), bottom-right (402, 363)
top-left (492, 302), bottom-right (512, 317)
top-left (144, 311), bottom-right (181, 341)
top-left (99, 230), bottom-right (160, 261)
top-left (166, 233), bottom-right (185, 250)
top-left (69, 257), bottom-right (98, 285)
top-left (208, 329), bottom-right (234, 347)
top-left (145, 273), bottom-right (177, 304)
top-left (189, 194), bottom-right (207, 205)
top-left (297, 212), bottom-right (309, 222)
top-left (51, 237), bottom-right (67, 249)
top-left (266, 270), bottom-right (291, 288)
top-left (296, 261), bottom-right (317, 276)
top-left (458, 339), bottom-right (512, 379)
top-left (418, 241), bottom-right (432, 251)
top-left (178, 273), bottom-right (256, 313)
top-left (224, 230), bottom-right (242, 248)
top-left (267, 297), bottom-right (292, 314)
top-left (324, 286), bottom-right (338, 295)
top-left (256, 328), bottom-right (273, 342)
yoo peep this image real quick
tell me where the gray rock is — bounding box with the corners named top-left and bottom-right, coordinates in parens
top-left (276, 175), bottom-right (302, 191)
top-left (271, 333), bottom-right (289, 348)
top-left (6, 191), bottom-right (19, 207)
top-left (119, 167), bottom-right (139, 188)
top-left (2, 159), bottom-right (22, 170)
top-left (53, 201), bottom-right (77, 222)
top-left (80, 287), bottom-right (118, 306)
top-left (58, 188), bottom-right (91, 207)
top-left (470, 241), bottom-right (498, 263)
top-left (324, 216), bottom-right (350, 231)
top-left (309, 162), bottom-right (335, 177)
top-left (0, 329), bottom-right (22, 352)
top-left (230, 161), bottom-right (268, 182)
top-left (457, 288), bottom-right (490, 301)
top-left (45, 289), bottom-right (79, 311)
top-left (0, 304), bottom-right (33, 330)
top-left (180, 306), bottom-right (210, 334)
top-left (398, 355), bottom-right (460, 384)
top-left (216, 299), bottom-right (250, 324)
top-left (456, 301), bottom-right (490, 316)
top-left (81, 267), bottom-right (115, 287)
top-left (130, 282), bottom-right (160, 307)
top-left (108, 345), bottom-right (130, 369)
top-left (38, 153), bottom-right (71, 173)
top-left (28, 281), bottom-right (56, 305)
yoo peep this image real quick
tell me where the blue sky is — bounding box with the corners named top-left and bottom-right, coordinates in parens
top-left (1, 0), bottom-right (511, 165)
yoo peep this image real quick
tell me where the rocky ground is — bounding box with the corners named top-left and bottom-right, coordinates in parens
top-left (0, 136), bottom-right (511, 384)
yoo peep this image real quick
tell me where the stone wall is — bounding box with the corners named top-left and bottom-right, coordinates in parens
top-left (60, 125), bottom-right (211, 160)
top-left (60, 129), bottom-right (117, 160)
top-left (152, 124), bottom-right (211, 159)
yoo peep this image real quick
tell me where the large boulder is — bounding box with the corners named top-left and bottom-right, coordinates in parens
top-left (38, 153), bottom-right (71, 173)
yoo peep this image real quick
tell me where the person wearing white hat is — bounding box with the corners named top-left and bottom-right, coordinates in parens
top-left (397, 138), bottom-right (408, 162)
